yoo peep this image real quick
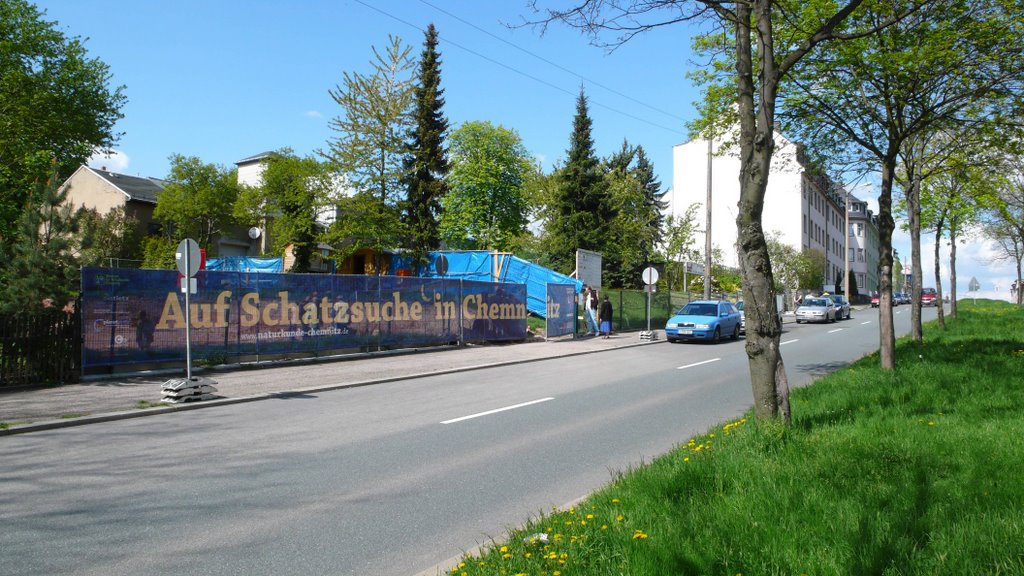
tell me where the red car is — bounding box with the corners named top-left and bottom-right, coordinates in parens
top-left (871, 293), bottom-right (880, 307)
top-left (921, 287), bottom-right (938, 306)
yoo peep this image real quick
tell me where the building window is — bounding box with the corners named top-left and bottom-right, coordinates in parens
top-left (856, 222), bottom-right (864, 237)
top-left (858, 248), bottom-right (865, 262)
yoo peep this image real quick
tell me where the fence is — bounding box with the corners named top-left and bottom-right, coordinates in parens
top-left (0, 310), bottom-right (80, 388)
top-left (578, 289), bottom-right (745, 334)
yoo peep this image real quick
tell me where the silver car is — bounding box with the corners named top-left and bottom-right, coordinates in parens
top-left (795, 296), bottom-right (837, 323)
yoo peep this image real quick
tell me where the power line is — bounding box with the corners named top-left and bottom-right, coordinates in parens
top-left (350, 0), bottom-right (686, 137)
top-left (417, 0), bottom-right (688, 124)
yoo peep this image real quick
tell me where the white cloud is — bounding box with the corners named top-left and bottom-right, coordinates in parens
top-left (304, 110), bottom-right (322, 119)
top-left (88, 149), bottom-right (130, 173)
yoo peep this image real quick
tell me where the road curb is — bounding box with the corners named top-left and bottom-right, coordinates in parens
top-left (1, 337), bottom-right (661, 436)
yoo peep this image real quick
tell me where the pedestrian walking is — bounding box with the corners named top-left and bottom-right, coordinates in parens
top-left (599, 294), bottom-right (613, 339)
top-left (584, 286), bottom-right (599, 335)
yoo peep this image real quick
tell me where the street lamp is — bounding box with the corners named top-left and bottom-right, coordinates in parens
top-left (704, 136), bottom-right (713, 300)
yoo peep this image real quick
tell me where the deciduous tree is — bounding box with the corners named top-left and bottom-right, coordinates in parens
top-left (0, 0), bottom-right (126, 246)
top-left (440, 121), bottom-right (533, 251)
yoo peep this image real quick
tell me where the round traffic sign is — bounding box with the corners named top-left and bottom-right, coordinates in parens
top-left (435, 254), bottom-right (449, 276)
top-left (642, 266), bottom-right (659, 285)
top-left (176, 238), bottom-right (202, 277)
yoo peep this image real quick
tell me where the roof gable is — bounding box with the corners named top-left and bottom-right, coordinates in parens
top-left (87, 167), bottom-right (166, 204)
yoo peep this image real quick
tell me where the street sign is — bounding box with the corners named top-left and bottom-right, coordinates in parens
top-left (684, 261), bottom-right (704, 275)
top-left (642, 266), bottom-right (659, 285)
top-left (175, 238), bottom-right (202, 277)
top-left (969, 276), bottom-right (980, 292)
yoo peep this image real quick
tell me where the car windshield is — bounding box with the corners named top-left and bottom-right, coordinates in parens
top-left (678, 303), bottom-right (718, 317)
top-left (736, 301), bottom-right (745, 311)
top-left (803, 298), bottom-right (829, 307)
top-left (923, 288), bottom-right (936, 295)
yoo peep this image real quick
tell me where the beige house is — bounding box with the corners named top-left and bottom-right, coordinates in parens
top-left (60, 165), bottom-right (165, 240)
top-left (60, 165), bottom-right (257, 259)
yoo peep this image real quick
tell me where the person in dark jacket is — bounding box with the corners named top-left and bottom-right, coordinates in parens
top-left (598, 295), bottom-right (613, 339)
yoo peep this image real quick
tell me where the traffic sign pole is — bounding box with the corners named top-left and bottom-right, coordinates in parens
top-left (176, 238), bottom-right (201, 381)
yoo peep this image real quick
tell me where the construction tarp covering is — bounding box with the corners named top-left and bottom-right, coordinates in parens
top-left (390, 251), bottom-right (583, 317)
top-left (206, 256), bottom-right (283, 273)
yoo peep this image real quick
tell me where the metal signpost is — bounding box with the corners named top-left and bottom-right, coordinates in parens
top-left (161, 238), bottom-right (218, 403)
top-left (641, 266), bottom-right (659, 341)
top-left (176, 238), bottom-right (201, 380)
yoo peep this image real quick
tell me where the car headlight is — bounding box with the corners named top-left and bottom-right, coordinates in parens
top-left (666, 323), bottom-right (677, 328)
top-left (695, 323), bottom-right (710, 329)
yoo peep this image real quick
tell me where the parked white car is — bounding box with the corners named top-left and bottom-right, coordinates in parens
top-left (795, 296), bottom-right (837, 324)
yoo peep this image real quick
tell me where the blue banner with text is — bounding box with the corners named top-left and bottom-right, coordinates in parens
top-left (81, 268), bottom-right (528, 368)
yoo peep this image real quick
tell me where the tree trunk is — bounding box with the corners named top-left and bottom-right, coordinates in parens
top-left (949, 225), bottom-right (958, 319)
top-left (934, 221), bottom-right (945, 329)
top-left (908, 139), bottom-right (924, 342)
top-left (878, 156), bottom-right (898, 369)
top-left (735, 0), bottom-right (790, 423)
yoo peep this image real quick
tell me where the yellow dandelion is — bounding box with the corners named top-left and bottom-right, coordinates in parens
top-left (500, 545), bottom-right (508, 553)
top-left (502, 553), bottom-right (512, 560)
top-left (611, 498), bottom-right (620, 504)
top-left (633, 529), bottom-right (648, 540)
top-left (601, 524), bottom-right (608, 530)
top-left (616, 515), bottom-right (625, 522)
top-left (586, 514), bottom-right (595, 520)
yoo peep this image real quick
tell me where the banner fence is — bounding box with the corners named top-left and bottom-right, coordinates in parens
top-left (81, 268), bottom-right (527, 370)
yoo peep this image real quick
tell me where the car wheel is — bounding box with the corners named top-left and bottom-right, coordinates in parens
top-left (712, 326), bottom-right (721, 344)
top-left (667, 337), bottom-right (677, 343)
top-left (731, 323), bottom-right (740, 340)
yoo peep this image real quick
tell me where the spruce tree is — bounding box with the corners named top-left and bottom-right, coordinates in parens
top-left (402, 23), bottom-right (449, 269)
top-left (544, 88), bottom-right (608, 274)
top-left (0, 172), bottom-right (83, 314)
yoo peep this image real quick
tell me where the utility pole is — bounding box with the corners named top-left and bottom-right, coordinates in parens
top-left (704, 136), bottom-right (713, 300)
top-left (844, 188), bottom-right (850, 299)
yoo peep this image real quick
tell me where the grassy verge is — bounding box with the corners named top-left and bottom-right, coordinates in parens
top-left (449, 300), bottom-right (1024, 575)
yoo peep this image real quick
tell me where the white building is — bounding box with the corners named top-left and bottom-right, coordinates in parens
top-left (670, 133), bottom-right (877, 299)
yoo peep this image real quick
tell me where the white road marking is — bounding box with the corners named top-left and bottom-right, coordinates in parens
top-left (677, 358), bottom-right (720, 370)
top-left (828, 328), bottom-right (843, 333)
top-left (441, 397), bottom-right (554, 425)
top-left (861, 321), bottom-right (872, 325)
top-left (780, 339), bottom-right (799, 346)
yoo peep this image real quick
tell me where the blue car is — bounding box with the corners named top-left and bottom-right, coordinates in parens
top-left (665, 300), bottom-right (742, 343)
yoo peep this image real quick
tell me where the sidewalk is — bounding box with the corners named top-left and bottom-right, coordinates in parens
top-left (1, 331), bottom-right (660, 435)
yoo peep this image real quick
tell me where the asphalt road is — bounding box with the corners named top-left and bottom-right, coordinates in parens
top-left (0, 305), bottom-right (937, 576)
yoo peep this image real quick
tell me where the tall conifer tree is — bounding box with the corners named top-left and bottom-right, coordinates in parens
top-left (544, 88), bottom-right (607, 274)
top-left (403, 23), bottom-right (449, 267)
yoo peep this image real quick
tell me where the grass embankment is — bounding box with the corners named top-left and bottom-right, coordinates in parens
top-left (450, 300), bottom-right (1024, 575)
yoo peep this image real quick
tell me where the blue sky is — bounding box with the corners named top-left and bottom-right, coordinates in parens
top-left (37, 0), bottom-right (1017, 300)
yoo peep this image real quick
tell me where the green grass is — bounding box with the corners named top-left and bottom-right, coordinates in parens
top-left (449, 300), bottom-right (1024, 575)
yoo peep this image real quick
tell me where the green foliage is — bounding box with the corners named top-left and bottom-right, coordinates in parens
top-left (152, 155), bottom-right (239, 254)
top-left (661, 205), bottom-right (702, 291)
top-left (140, 235), bottom-right (176, 270)
top-left (601, 142), bottom-right (666, 288)
top-left (322, 191), bottom-right (405, 271)
top-left (796, 248), bottom-right (826, 290)
top-left (402, 24), bottom-right (449, 267)
top-left (440, 120), bottom-right (533, 251)
top-left (0, 0), bottom-right (126, 243)
top-left (234, 150), bottom-right (333, 272)
top-left (0, 172), bottom-right (83, 313)
top-left (325, 35), bottom-right (415, 205)
top-left (77, 205), bottom-right (139, 266)
top-left (766, 231), bottom-right (800, 291)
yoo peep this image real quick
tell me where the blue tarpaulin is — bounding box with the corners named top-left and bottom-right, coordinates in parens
top-left (390, 251), bottom-right (582, 318)
top-left (206, 256), bottom-right (284, 273)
